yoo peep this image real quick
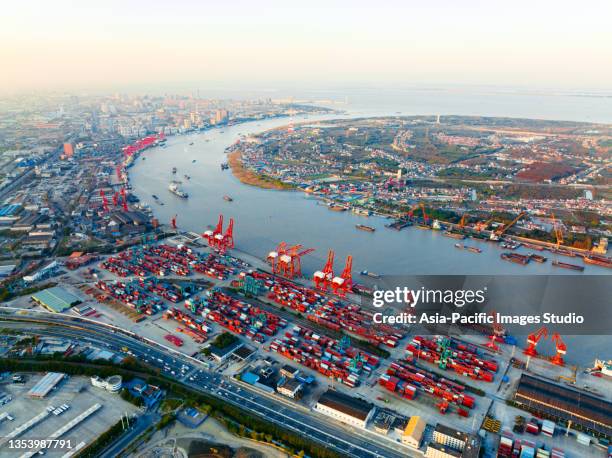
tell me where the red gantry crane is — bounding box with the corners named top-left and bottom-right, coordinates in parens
top-left (120, 188), bottom-right (128, 212)
top-left (523, 326), bottom-right (548, 357)
top-left (202, 215), bottom-right (234, 253)
top-left (332, 255), bottom-right (353, 297)
top-left (314, 250), bottom-right (335, 290)
top-left (267, 242), bottom-right (287, 273)
top-left (550, 333), bottom-right (567, 366)
top-left (112, 192), bottom-right (119, 207)
top-left (99, 190), bottom-right (110, 213)
top-left (171, 214), bottom-right (177, 230)
top-left (485, 309), bottom-right (504, 351)
top-left (278, 245), bottom-right (314, 279)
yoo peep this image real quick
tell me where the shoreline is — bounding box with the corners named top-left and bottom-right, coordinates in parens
top-left (227, 150), bottom-right (295, 190)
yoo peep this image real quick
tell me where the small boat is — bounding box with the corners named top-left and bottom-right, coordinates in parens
top-left (184, 175), bottom-right (191, 180)
top-left (223, 195), bottom-right (233, 202)
top-left (552, 260), bottom-right (584, 271)
top-left (192, 159), bottom-right (197, 163)
top-left (455, 243), bottom-right (482, 253)
top-left (360, 270), bottom-right (381, 278)
top-left (172, 167), bottom-right (177, 174)
top-left (152, 194), bottom-right (159, 200)
top-left (142, 157), bottom-right (146, 160)
top-left (220, 163), bottom-right (229, 170)
top-left (189, 142), bottom-right (194, 146)
top-left (528, 253), bottom-right (547, 263)
top-left (328, 205), bottom-right (347, 212)
top-left (356, 224), bottom-right (375, 232)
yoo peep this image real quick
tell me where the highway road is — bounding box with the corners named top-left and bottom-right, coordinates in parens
top-left (0, 308), bottom-right (418, 458)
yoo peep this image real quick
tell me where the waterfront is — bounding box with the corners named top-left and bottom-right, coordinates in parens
top-left (129, 115), bottom-right (611, 277)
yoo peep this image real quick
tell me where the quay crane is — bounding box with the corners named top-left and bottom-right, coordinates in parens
top-left (171, 215), bottom-right (177, 230)
top-left (267, 242), bottom-right (287, 273)
top-left (485, 310), bottom-right (504, 351)
top-left (490, 211), bottom-right (526, 240)
top-left (523, 326), bottom-right (548, 357)
top-left (99, 190), bottom-right (110, 213)
top-left (202, 215), bottom-right (234, 254)
top-left (277, 244), bottom-right (315, 279)
top-left (120, 188), bottom-right (128, 212)
top-left (314, 250), bottom-right (335, 290)
top-left (331, 255), bottom-right (353, 297)
top-left (550, 333), bottom-right (567, 366)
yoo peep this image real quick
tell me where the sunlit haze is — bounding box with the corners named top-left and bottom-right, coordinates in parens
top-left (2, 0), bottom-right (612, 93)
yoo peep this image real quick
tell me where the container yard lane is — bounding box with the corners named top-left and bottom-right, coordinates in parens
top-left (0, 308), bottom-right (413, 458)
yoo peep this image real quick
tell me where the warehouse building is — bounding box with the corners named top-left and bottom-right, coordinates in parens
top-left (31, 286), bottom-right (81, 313)
top-left (402, 415), bottom-right (426, 448)
top-left (514, 373), bottom-right (612, 438)
top-left (27, 372), bottom-right (65, 398)
top-left (315, 389), bottom-right (375, 429)
top-left (277, 378), bottom-right (303, 399)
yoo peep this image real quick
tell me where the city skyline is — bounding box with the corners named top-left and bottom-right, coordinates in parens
top-left (2, 0), bottom-right (612, 94)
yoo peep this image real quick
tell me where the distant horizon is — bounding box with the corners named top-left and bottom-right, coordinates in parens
top-left (2, 1), bottom-right (611, 94)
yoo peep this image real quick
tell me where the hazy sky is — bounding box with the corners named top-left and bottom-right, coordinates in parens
top-left (2, 0), bottom-right (611, 93)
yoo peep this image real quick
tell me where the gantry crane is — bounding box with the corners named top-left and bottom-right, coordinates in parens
top-left (278, 244), bottom-right (314, 278)
top-left (120, 188), bottom-right (128, 212)
top-left (331, 255), bottom-right (353, 297)
top-left (485, 310), bottom-right (504, 351)
top-left (314, 250), bottom-right (334, 290)
top-left (171, 215), bottom-right (177, 230)
top-left (459, 213), bottom-right (468, 228)
top-left (523, 326), bottom-right (548, 357)
top-left (112, 192), bottom-right (119, 207)
top-left (267, 242), bottom-right (287, 273)
top-left (99, 190), bottom-right (110, 213)
top-left (550, 333), bottom-right (567, 366)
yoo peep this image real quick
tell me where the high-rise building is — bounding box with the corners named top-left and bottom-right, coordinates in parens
top-left (215, 109), bottom-right (229, 124)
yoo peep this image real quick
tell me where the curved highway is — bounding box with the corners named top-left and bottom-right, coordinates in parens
top-left (0, 308), bottom-right (418, 458)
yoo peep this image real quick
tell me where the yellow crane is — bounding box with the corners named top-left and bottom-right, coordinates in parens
top-left (551, 213), bottom-right (564, 247)
top-left (494, 211), bottom-right (526, 237)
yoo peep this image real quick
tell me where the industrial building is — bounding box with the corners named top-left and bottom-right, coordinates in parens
top-left (314, 389), bottom-right (375, 429)
top-left (425, 442), bottom-right (462, 458)
top-left (429, 423), bottom-right (481, 458)
top-left (402, 416), bottom-right (426, 448)
top-left (91, 375), bottom-right (122, 392)
top-left (276, 377), bottom-right (303, 399)
top-left (31, 286), bottom-right (81, 313)
top-left (27, 372), bottom-right (65, 398)
top-left (514, 373), bottom-right (612, 438)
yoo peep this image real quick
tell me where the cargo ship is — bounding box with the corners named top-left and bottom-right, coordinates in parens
top-left (551, 260), bottom-right (584, 271)
top-left (223, 195), bottom-right (233, 202)
top-left (522, 242), bottom-right (545, 251)
top-left (550, 248), bottom-right (576, 257)
top-left (455, 243), bottom-right (481, 253)
top-left (501, 253), bottom-right (530, 265)
top-left (444, 231), bottom-right (465, 240)
top-left (168, 183), bottom-right (188, 198)
top-left (386, 220), bottom-right (412, 231)
top-left (360, 270), bottom-right (381, 278)
top-left (528, 253), bottom-right (547, 263)
top-left (328, 204), bottom-right (347, 212)
top-left (356, 224), bottom-right (375, 232)
top-left (583, 255), bottom-right (612, 268)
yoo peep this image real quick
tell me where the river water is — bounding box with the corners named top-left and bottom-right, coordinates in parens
top-left (129, 98), bottom-right (611, 366)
